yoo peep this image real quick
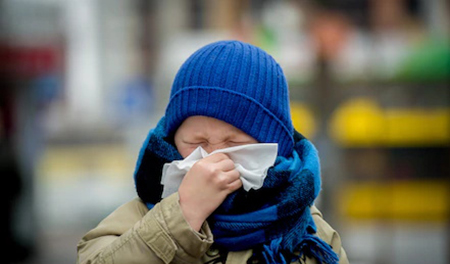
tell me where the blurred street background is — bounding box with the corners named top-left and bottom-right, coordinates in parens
top-left (0, 0), bottom-right (449, 263)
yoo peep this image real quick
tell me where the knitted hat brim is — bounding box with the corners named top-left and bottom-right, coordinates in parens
top-left (165, 86), bottom-right (294, 157)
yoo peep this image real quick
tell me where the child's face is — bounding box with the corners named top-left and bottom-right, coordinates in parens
top-left (174, 116), bottom-right (258, 158)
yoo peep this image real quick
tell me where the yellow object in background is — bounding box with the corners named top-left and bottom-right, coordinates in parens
top-left (330, 98), bottom-right (385, 147)
top-left (339, 180), bottom-right (450, 222)
top-left (385, 108), bottom-right (450, 147)
top-left (330, 98), bottom-right (450, 147)
top-left (290, 102), bottom-right (317, 139)
top-left (37, 144), bottom-right (135, 182)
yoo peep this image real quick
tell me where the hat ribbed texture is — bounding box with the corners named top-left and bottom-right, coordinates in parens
top-left (165, 40), bottom-right (294, 157)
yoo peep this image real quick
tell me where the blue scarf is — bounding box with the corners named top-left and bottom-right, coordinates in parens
top-left (134, 117), bottom-right (339, 264)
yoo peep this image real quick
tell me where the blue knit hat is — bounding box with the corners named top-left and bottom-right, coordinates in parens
top-left (165, 40), bottom-right (294, 157)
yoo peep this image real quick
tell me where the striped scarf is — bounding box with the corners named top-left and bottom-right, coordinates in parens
top-left (134, 117), bottom-right (338, 264)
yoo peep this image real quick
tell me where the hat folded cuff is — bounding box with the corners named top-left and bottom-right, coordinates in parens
top-left (165, 86), bottom-right (294, 157)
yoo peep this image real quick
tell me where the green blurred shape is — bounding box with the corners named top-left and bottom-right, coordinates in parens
top-left (255, 24), bottom-right (277, 54)
top-left (396, 39), bottom-right (450, 82)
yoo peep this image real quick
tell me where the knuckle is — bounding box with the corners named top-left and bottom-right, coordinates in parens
top-left (214, 153), bottom-right (229, 159)
top-left (193, 160), bottom-right (206, 171)
top-left (230, 170), bottom-right (240, 179)
top-left (207, 164), bottom-right (219, 174)
top-left (225, 159), bottom-right (235, 167)
top-left (216, 175), bottom-right (227, 185)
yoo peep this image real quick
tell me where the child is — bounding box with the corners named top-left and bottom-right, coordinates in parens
top-left (77, 40), bottom-right (348, 264)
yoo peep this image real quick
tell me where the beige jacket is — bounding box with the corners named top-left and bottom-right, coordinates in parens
top-left (77, 193), bottom-right (348, 264)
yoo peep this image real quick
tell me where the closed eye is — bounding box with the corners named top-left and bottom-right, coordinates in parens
top-left (229, 141), bottom-right (254, 146)
top-left (183, 140), bottom-right (206, 145)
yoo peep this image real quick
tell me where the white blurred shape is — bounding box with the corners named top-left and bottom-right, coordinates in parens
top-left (64, 0), bottom-right (103, 126)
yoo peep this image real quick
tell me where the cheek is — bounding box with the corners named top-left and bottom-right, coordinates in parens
top-left (174, 134), bottom-right (192, 158)
top-left (176, 144), bottom-right (197, 158)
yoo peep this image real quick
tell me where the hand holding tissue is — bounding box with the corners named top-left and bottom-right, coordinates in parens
top-left (161, 144), bottom-right (278, 198)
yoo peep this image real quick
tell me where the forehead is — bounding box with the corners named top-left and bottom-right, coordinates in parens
top-left (176, 116), bottom-right (245, 136)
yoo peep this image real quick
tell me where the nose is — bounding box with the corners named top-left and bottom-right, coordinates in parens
top-left (203, 144), bottom-right (225, 154)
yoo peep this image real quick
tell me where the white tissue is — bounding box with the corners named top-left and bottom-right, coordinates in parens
top-left (160, 143), bottom-right (278, 198)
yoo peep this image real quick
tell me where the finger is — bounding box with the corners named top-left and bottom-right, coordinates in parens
top-left (216, 159), bottom-right (235, 172)
top-left (226, 178), bottom-right (243, 193)
top-left (205, 152), bottom-right (230, 163)
top-left (224, 169), bottom-right (240, 183)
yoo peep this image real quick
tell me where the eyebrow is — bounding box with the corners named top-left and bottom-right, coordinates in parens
top-left (183, 132), bottom-right (208, 141)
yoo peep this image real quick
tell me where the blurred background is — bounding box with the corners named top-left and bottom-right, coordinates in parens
top-left (0, 0), bottom-right (449, 263)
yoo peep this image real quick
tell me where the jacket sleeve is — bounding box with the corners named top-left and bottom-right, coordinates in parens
top-left (76, 193), bottom-right (213, 264)
top-left (310, 206), bottom-right (349, 264)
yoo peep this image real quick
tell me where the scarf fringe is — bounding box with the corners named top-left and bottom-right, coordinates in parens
top-left (297, 234), bottom-right (339, 264)
top-left (262, 238), bottom-right (287, 264)
top-left (262, 235), bottom-right (339, 264)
